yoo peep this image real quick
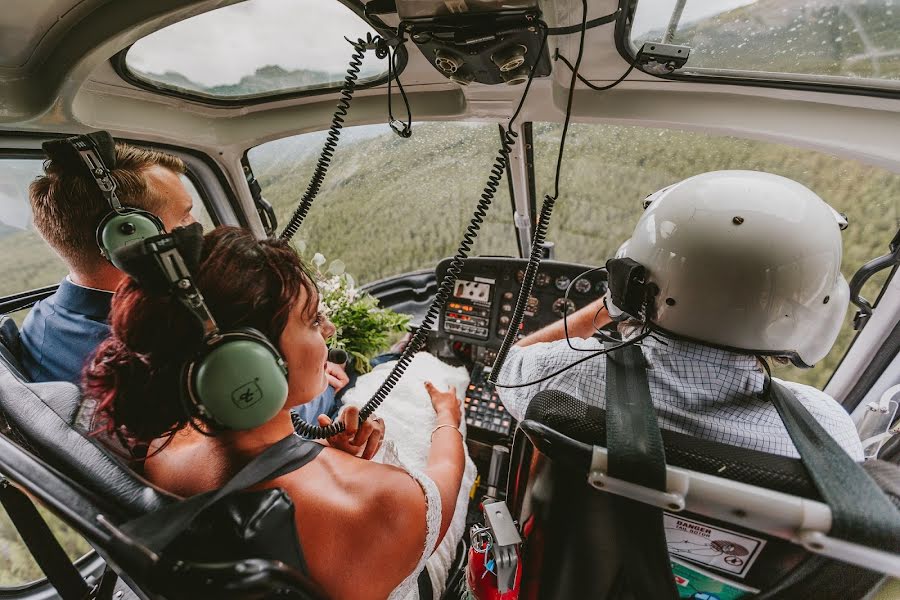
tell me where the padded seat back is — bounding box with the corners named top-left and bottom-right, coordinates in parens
top-left (0, 316), bottom-right (324, 597)
top-left (508, 390), bottom-right (898, 600)
top-left (0, 316), bottom-right (26, 381)
top-left (0, 329), bottom-right (170, 517)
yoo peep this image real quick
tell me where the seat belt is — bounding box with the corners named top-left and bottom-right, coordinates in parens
top-left (604, 343), bottom-right (679, 599)
top-left (768, 382), bottom-right (900, 551)
top-left (122, 433), bottom-right (323, 554)
top-left (0, 479), bottom-right (90, 600)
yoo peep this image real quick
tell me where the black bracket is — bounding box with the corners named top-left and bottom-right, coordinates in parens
top-left (850, 227), bottom-right (900, 330)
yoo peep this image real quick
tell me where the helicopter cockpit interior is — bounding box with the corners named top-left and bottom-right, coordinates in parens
top-left (0, 0), bottom-right (899, 598)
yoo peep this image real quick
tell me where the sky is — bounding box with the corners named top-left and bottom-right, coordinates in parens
top-left (127, 0), bottom-right (383, 87)
top-left (631, 0), bottom-right (759, 37)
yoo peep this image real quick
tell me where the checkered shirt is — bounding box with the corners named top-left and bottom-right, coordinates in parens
top-left (497, 335), bottom-right (864, 461)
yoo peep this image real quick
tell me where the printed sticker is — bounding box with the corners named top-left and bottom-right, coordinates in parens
top-left (664, 514), bottom-right (766, 578)
top-left (671, 559), bottom-right (760, 600)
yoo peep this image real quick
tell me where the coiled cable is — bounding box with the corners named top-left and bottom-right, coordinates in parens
top-left (293, 25), bottom-right (549, 438)
top-left (279, 33), bottom-right (385, 243)
top-left (488, 0), bottom-right (591, 384)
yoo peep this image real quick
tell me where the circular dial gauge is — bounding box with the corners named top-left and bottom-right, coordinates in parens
top-left (552, 298), bottom-right (576, 317)
top-left (515, 269), bottom-right (525, 283)
top-left (555, 275), bottom-right (571, 291)
top-left (574, 278), bottom-right (592, 294)
top-left (536, 273), bottom-right (551, 287)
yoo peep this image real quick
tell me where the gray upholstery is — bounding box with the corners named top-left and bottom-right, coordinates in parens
top-left (0, 315), bottom-right (171, 517)
top-left (510, 389), bottom-right (897, 600)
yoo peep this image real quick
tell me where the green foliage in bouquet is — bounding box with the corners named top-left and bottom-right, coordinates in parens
top-left (307, 250), bottom-right (410, 373)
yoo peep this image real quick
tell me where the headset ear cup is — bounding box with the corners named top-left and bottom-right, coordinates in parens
top-left (189, 330), bottom-right (289, 430)
top-left (97, 209), bottom-right (165, 269)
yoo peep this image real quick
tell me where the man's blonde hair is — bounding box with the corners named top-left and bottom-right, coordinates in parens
top-left (30, 144), bottom-right (185, 272)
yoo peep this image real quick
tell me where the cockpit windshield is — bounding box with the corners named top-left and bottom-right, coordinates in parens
top-left (629, 0), bottom-right (900, 91)
top-left (248, 122), bottom-right (519, 284)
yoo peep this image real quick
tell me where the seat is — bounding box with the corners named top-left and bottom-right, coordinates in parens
top-left (0, 315), bottom-right (325, 599)
top-left (0, 315), bottom-right (26, 380)
top-left (506, 390), bottom-right (900, 599)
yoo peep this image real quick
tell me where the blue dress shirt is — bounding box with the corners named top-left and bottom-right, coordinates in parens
top-left (19, 278), bottom-right (112, 385)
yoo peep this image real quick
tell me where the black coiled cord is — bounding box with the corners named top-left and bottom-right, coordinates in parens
top-left (293, 127), bottom-right (522, 438)
top-left (488, 0), bottom-right (591, 384)
top-left (279, 34), bottom-right (385, 243)
top-left (294, 26), bottom-right (549, 438)
top-left (488, 192), bottom-right (556, 384)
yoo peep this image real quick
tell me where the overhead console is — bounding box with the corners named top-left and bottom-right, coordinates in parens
top-left (433, 257), bottom-right (607, 454)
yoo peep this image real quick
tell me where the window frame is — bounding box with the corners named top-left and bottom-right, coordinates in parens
top-left (0, 137), bottom-right (231, 305)
top-left (614, 0), bottom-right (900, 101)
top-left (111, 0), bottom-right (408, 107)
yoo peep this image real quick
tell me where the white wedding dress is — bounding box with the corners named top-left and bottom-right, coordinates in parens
top-left (341, 352), bottom-right (477, 600)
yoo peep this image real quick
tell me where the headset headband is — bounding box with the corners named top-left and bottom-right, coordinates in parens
top-left (43, 132), bottom-right (123, 212)
top-left (113, 224), bottom-right (221, 342)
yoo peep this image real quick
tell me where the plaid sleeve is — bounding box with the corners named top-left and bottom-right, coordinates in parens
top-left (495, 338), bottom-right (603, 421)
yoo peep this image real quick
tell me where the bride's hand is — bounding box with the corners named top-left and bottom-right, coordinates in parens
top-left (318, 405), bottom-right (385, 460)
top-left (425, 382), bottom-right (461, 428)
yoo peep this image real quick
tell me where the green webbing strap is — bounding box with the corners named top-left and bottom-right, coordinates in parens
top-left (0, 479), bottom-right (90, 600)
top-left (768, 382), bottom-right (900, 550)
top-left (605, 342), bottom-right (679, 599)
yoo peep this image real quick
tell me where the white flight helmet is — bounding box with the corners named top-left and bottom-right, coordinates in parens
top-left (613, 170), bottom-right (849, 367)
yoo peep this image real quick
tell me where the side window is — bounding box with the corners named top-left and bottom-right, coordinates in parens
top-left (534, 123), bottom-right (900, 390)
top-left (0, 156), bottom-right (213, 587)
top-left (0, 159), bottom-right (68, 307)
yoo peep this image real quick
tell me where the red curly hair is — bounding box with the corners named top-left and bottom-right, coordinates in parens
top-left (82, 226), bottom-right (318, 449)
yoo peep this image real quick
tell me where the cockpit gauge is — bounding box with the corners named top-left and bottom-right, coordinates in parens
top-left (574, 278), bottom-right (592, 294)
top-left (515, 269), bottom-right (525, 283)
top-left (536, 272), bottom-right (551, 287)
top-left (552, 298), bottom-right (576, 317)
top-left (555, 275), bottom-right (571, 291)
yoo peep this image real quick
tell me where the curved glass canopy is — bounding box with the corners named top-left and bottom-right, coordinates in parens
top-left (123, 0), bottom-right (388, 102)
top-left (629, 0), bottom-right (900, 92)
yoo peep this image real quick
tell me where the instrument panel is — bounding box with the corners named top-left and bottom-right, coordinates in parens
top-left (433, 257), bottom-right (607, 479)
top-left (436, 257), bottom-right (607, 348)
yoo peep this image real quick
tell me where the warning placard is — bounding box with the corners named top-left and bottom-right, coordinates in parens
top-left (663, 514), bottom-right (766, 578)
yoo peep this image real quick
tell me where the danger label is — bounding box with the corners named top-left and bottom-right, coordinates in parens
top-left (664, 514), bottom-right (765, 578)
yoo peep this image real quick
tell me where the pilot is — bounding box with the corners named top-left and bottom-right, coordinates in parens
top-left (20, 138), bottom-right (346, 424)
top-left (496, 170), bottom-right (864, 460)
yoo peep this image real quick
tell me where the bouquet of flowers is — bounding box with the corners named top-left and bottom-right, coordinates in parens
top-left (309, 251), bottom-right (410, 374)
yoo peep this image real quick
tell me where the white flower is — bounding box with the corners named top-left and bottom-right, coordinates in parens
top-left (312, 252), bottom-right (326, 268)
top-left (327, 259), bottom-right (346, 275)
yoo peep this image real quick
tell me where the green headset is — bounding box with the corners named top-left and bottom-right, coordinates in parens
top-left (46, 132), bottom-right (166, 269)
top-left (48, 132), bottom-right (288, 430)
top-left (114, 226), bottom-right (291, 430)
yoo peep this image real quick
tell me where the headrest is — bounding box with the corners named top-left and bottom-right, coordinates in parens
top-left (42, 131), bottom-right (117, 175)
top-left (524, 389), bottom-right (818, 498)
top-left (111, 223), bottom-right (205, 293)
